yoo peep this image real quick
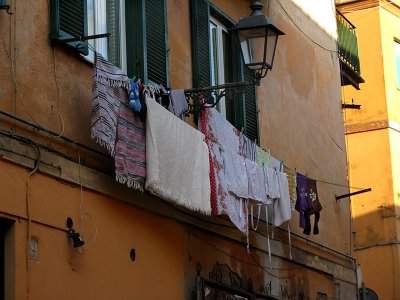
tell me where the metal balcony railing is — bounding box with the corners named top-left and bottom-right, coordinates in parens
top-left (337, 10), bottom-right (361, 76)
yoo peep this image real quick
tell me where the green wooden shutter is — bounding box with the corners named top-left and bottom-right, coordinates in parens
top-left (107, 0), bottom-right (121, 67)
top-left (145, 0), bottom-right (169, 86)
top-left (125, 0), bottom-right (144, 79)
top-left (191, 0), bottom-right (211, 88)
top-left (243, 67), bottom-right (258, 142)
top-left (50, 0), bottom-right (88, 55)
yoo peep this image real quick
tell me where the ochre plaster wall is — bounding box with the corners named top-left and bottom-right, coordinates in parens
top-left (0, 160), bottom-right (185, 300)
top-left (259, 0), bottom-right (350, 253)
top-left (380, 7), bottom-right (400, 123)
top-left (0, 0), bottom-right (355, 298)
top-left (342, 8), bottom-right (388, 124)
top-left (339, 2), bottom-right (400, 298)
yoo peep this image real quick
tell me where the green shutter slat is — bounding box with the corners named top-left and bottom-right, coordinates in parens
top-left (191, 0), bottom-right (211, 88)
top-left (243, 67), bottom-right (258, 142)
top-left (59, 0), bottom-right (85, 37)
top-left (107, 0), bottom-right (121, 67)
top-left (145, 0), bottom-right (169, 86)
top-left (50, 0), bottom-right (88, 55)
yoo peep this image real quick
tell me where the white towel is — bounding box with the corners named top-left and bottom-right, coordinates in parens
top-left (223, 148), bottom-right (248, 198)
top-left (145, 97), bottom-right (211, 215)
top-left (273, 172), bottom-right (291, 226)
top-left (245, 158), bottom-right (267, 203)
top-left (265, 167), bottom-right (280, 201)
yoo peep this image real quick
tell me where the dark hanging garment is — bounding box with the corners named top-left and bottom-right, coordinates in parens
top-left (295, 173), bottom-right (322, 235)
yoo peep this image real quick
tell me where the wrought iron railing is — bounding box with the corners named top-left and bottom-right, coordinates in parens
top-left (337, 10), bottom-right (361, 76)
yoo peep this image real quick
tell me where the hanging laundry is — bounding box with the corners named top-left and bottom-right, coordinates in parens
top-left (129, 80), bottom-right (141, 112)
top-left (241, 134), bottom-right (256, 161)
top-left (223, 148), bottom-right (248, 199)
top-left (273, 172), bottom-right (291, 226)
top-left (114, 89), bottom-right (147, 191)
top-left (283, 166), bottom-right (297, 210)
top-left (264, 166), bottom-right (280, 201)
top-left (255, 146), bottom-right (271, 167)
top-left (201, 108), bottom-right (241, 154)
top-left (199, 107), bottom-right (248, 235)
top-left (208, 140), bottom-right (249, 234)
top-left (305, 178), bottom-right (322, 235)
top-left (91, 52), bottom-right (130, 156)
top-left (245, 159), bottom-right (267, 203)
top-left (295, 173), bottom-right (322, 235)
top-left (268, 155), bottom-right (283, 172)
top-left (145, 96), bottom-right (211, 215)
top-left (168, 89), bottom-right (189, 120)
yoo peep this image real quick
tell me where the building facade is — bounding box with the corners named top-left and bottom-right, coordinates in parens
top-left (337, 0), bottom-right (400, 299)
top-left (0, 0), bottom-right (356, 299)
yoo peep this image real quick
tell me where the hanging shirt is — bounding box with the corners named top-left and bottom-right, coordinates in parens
top-left (256, 146), bottom-right (271, 167)
top-left (295, 172), bottom-right (309, 229)
top-left (223, 148), bottom-right (248, 199)
top-left (168, 89), bottom-right (189, 120)
top-left (245, 158), bottom-right (267, 203)
top-left (241, 134), bottom-right (256, 161)
top-left (283, 166), bottom-right (297, 210)
top-left (265, 166), bottom-right (280, 201)
top-left (273, 172), bottom-right (291, 226)
top-left (199, 108), bottom-right (249, 235)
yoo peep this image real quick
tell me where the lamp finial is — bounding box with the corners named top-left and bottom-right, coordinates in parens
top-left (250, 1), bottom-right (264, 15)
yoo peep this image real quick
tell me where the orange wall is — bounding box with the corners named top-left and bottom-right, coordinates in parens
top-left (0, 0), bottom-right (356, 298)
top-left (0, 160), bottom-right (185, 300)
top-left (339, 1), bottom-right (400, 298)
top-left (342, 8), bottom-right (387, 124)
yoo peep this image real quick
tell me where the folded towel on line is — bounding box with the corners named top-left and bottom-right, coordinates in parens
top-left (145, 96), bottom-right (211, 215)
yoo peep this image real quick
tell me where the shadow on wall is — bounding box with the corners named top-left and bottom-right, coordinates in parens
top-left (352, 203), bottom-right (400, 299)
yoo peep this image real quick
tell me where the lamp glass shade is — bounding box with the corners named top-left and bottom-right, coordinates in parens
top-left (238, 26), bottom-right (279, 71)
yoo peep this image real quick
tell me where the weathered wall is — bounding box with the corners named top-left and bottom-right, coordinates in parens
top-left (338, 1), bottom-right (400, 298)
top-left (0, 159), bottom-right (185, 300)
top-left (259, 0), bottom-right (350, 254)
top-left (0, 0), bottom-right (356, 299)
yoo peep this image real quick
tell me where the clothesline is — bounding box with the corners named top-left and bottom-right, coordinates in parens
top-left (257, 144), bottom-right (367, 192)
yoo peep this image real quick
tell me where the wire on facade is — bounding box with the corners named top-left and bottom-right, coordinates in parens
top-left (276, 0), bottom-right (338, 53)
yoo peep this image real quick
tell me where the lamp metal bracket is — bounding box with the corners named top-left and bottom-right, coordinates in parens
top-left (184, 79), bottom-right (259, 115)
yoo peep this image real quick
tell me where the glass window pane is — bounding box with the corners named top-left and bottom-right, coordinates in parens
top-left (210, 23), bottom-right (219, 86)
top-left (395, 41), bottom-right (400, 88)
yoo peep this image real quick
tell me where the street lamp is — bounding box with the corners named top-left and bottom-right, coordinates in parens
top-left (232, 1), bottom-right (285, 83)
top-left (185, 1), bottom-right (285, 111)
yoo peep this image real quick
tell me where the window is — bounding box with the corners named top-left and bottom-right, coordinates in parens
top-left (210, 18), bottom-right (234, 123)
top-left (86, 0), bottom-right (127, 72)
top-left (395, 40), bottom-right (400, 89)
top-left (50, 0), bottom-right (169, 85)
top-left (191, 0), bottom-right (259, 142)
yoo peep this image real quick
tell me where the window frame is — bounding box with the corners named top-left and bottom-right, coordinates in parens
top-left (86, 0), bottom-right (127, 73)
top-left (210, 17), bottom-right (230, 119)
top-left (190, 0), bottom-right (259, 142)
top-left (395, 39), bottom-right (400, 89)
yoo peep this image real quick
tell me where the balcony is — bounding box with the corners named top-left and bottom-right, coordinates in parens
top-left (337, 10), bottom-right (364, 89)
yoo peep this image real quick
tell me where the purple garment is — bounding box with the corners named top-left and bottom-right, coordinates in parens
top-left (168, 89), bottom-right (189, 120)
top-left (307, 178), bottom-right (322, 212)
top-left (295, 173), bottom-right (310, 229)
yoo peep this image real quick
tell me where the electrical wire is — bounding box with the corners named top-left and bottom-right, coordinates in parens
top-left (276, 0), bottom-right (338, 53)
top-left (188, 229), bottom-right (298, 279)
top-left (1, 41), bottom-right (65, 138)
top-left (77, 147), bottom-right (98, 251)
